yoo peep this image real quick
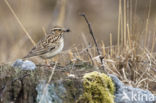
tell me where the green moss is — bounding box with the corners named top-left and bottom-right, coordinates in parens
top-left (77, 71), bottom-right (115, 103)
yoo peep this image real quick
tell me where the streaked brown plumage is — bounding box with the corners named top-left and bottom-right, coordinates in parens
top-left (24, 26), bottom-right (70, 59)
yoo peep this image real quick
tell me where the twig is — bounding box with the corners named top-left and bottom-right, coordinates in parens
top-left (4, 0), bottom-right (36, 46)
top-left (57, 0), bottom-right (67, 26)
top-left (80, 13), bottom-right (101, 56)
top-left (42, 26), bottom-right (47, 36)
top-left (39, 62), bottom-right (57, 103)
top-left (81, 33), bottom-right (94, 65)
top-left (80, 13), bottom-right (107, 73)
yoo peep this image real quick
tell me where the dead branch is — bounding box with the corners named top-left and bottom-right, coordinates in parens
top-left (80, 13), bottom-right (107, 73)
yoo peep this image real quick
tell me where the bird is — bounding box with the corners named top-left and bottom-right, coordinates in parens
top-left (24, 26), bottom-right (70, 59)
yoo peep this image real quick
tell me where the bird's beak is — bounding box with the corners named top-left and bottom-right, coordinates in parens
top-left (63, 28), bottom-right (70, 32)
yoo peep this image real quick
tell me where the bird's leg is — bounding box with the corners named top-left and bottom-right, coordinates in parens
top-left (50, 57), bottom-right (58, 66)
top-left (45, 59), bottom-right (51, 68)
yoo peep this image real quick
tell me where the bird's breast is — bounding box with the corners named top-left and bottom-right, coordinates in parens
top-left (40, 37), bottom-right (64, 59)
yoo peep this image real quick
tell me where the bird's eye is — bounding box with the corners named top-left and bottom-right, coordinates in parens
top-left (58, 29), bottom-right (62, 31)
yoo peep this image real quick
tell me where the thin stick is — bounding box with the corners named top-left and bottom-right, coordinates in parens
top-left (127, 24), bottom-right (131, 48)
top-left (80, 13), bottom-right (107, 73)
top-left (124, 0), bottom-right (127, 46)
top-left (42, 26), bottom-right (47, 36)
top-left (81, 33), bottom-right (94, 65)
top-left (120, 1), bottom-right (124, 47)
top-left (39, 62), bottom-right (57, 103)
top-left (4, 0), bottom-right (36, 46)
top-left (47, 63), bottom-right (57, 83)
top-left (57, 0), bottom-right (67, 26)
top-left (80, 13), bottom-right (101, 56)
top-left (118, 0), bottom-right (121, 55)
top-left (145, 0), bottom-right (152, 47)
top-left (101, 41), bottom-right (106, 56)
top-left (151, 32), bottom-right (156, 52)
top-left (130, 0), bottom-right (133, 34)
top-left (110, 32), bottom-right (113, 57)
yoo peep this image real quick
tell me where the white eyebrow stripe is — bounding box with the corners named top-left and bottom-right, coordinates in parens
top-left (53, 28), bottom-right (61, 30)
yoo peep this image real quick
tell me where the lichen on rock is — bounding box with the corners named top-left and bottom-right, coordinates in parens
top-left (77, 71), bottom-right (115, 103)
top-left (36, 80), bottom-right (66, 103)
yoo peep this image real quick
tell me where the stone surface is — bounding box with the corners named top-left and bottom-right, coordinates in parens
top-left (36, 80), bottom-right (66, 103)
top-left (1, 61), bottom-right (156, 103)
top-left (12, 59), bottom-right (36, 70)
top-left (110, 74), bottom-right (156, 103)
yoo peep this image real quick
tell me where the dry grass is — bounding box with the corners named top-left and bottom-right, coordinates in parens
top-left (57, 0), bottom-right (156, 94)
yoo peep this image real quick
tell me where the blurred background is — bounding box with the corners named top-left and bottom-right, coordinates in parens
top-left (0, 0), bottom-right (156, 63)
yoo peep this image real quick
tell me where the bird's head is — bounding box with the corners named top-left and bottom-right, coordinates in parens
top-left (51, 26), bottom-right (70, 35)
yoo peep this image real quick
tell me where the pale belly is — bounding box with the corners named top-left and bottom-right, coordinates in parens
top-left (40, 38), bottom-right (64, 59)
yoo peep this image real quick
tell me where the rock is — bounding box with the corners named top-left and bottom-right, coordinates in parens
top-left (0, 64), bottom-right (83, 103)
top-left (36, 80), bottom-right (64, 103)
top-left (109, 74), bottom-right (124, 90)
top-left (77, 71), bottom-right (115, 103)
top-left (12, 59), bottom-right (36, 70)
top-left (1, 60), bottom-right (156, 103)
top-left (110, 75), bottom-right (156, 103)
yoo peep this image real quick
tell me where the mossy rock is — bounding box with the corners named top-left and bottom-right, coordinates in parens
top-left (0, 63), bottom-right (115, 103)
top-left (77, 71), bottom-right (115, 103)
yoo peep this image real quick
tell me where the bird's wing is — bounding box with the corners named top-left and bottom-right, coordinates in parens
top-left (24, 34), bottom-right (60, 58)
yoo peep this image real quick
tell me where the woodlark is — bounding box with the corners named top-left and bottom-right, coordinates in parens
top-left (24, 26), bottom-right (70, 59)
